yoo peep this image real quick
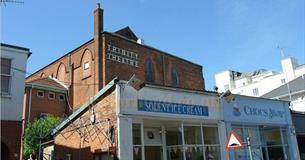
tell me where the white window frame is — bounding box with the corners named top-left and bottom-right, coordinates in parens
top-left (48, 92), bottom-right (55, 100)
top-left (37, 90), bottom-right (44, 98)
top-left (59, 93), bottom-right (65, 101)
top-left (84, 61), bottom-right (90, 70)
top-left (1, 58), bottom-right (12, 96)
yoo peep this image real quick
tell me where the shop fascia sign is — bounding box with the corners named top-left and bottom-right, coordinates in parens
top-left (232, 104), bottom-right (285, 120)
top-left (138, 99), bottom-right (209, 116)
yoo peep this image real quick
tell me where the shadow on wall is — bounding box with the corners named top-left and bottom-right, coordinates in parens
top-left (54, 144), bottom-right (116, 160)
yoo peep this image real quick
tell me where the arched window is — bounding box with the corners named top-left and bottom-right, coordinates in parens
top-left (56, 63), bottom-right (66, 82)
top-left (145, 59), bottom-right (154, 83)
top-left (171, 68), bottom-right (179, 87)
top-left (81, 50), bottom-right (92, 79)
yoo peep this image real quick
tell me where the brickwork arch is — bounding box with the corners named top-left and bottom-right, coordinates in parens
top-left (56, 63), bottom-right (67, 83)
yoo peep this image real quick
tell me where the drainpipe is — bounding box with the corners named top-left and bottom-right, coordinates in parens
top-left (27, 85), bottom-right (33, 124)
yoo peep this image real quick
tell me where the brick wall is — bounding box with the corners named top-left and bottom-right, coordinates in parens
top-left (1, 120), bottom-right (22, 160)
top-left (23, 88), bottom-right (68, 123)
top-left (104, 33), bottom-right (205, 90)
top-left (54, 90), bottom-right (116, 160)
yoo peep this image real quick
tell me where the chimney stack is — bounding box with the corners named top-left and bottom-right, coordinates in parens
top-left (94, 3), bottom-right (103, 39)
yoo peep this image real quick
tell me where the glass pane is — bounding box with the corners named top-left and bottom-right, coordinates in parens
top-left (1, 58), bottom-right (11, 74)
top-left (185, 146), bottom-right (203, 160)
top-left (204, 146), bottom-right (220, 160)
top-left (133, 124), bottom-right (141, 145)
top-left (167, 146), bottom-right (183, 160)
top-left (144, 127), bottom-right (162, 145)
top-left (246, 128), bottom-right (260, 145)
top-left (267, 146), bottom-right (284, 159)
top-left (184, 126), bottom-right (202, 145)
top-left (145, 146), bottom-right (163, 160)
top-left (166, 127), bottom-right (182, 145)
top-left (251, 146), bottom-right (263, 160)
top-left (233, 148), bottom-right (247, 160)
top-left (1, 76), bottom-right (10, 93)
top-left (133, 146), bottom-right (142, 160)
top-left (264, 127), bottom-right (282, 146)
top-left (202, 127), bottom-right (219, 144)
top-left (233, 128), bottom-right (244, 142)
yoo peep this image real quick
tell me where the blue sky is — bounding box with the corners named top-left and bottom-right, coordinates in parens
top-left (2, 0), bottom-right (304, 90)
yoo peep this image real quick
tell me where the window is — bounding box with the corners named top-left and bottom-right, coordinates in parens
top-left (84, 61), bottom-right (90, 70)
top-left (253, 88), bottom-right (259, 96)
top-left (145, 59), bottom-right (154, 83)
top-left (59, 94), bottom-right (65, 101)
top-left (133, 124), bottom-right (142, 160)
top-left (1, 58), bottom-right (12, 95)
top-left (171, 68), bottom-right (179, 87)
top-left (37, 90), bottom-right (44, 98)
top-left (281, 78), bottom-right (286, 84)
top-left (202, 127), bottom-right (221, 160)
top-left (48, 92), bottom-right (55, 100)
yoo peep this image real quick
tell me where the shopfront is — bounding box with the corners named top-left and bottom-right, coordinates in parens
top-left (117, 84), bottom-right (226, 160)
top-left (222, 95), bottom-right (300, 160)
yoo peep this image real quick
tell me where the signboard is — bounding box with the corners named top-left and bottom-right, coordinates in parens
top-left (138, 99), bottom-right (209, 116)
top-left (222, 95), bottom-right (290, 124)
top-left (225, 131), bottom-right (244, 149)
top-left (107, 44), bottom-right (138, 67)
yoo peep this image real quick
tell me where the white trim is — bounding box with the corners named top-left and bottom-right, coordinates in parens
top-left (48, 92), bottom-right (55, 100)
top-left (37, 90), bottom-right (44, 98)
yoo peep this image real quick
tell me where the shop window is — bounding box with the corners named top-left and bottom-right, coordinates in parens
top-left (1, 58), bottom-right (12, 96)
top-left (59, 94), bottom-right (65, 101)
top-left (171, 68), bottom-right (179, 87)
top-left (133, 124), bottom-right (142, 160)
top-left (166, 126), bottom-right (183, 160)
top-left (184, 126), bottom-right (202, 144)
top-left (202, 127), bottom-right (220, 160)
top-left (48, 92), bottom-right (55, 100)
top-left (37, 90), bottom-right (44, 98)
top-left (145, 59), bottom-right (154, 83)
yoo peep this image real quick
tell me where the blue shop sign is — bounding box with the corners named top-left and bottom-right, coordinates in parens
top-left (138, 99), bottom-right (209, 116)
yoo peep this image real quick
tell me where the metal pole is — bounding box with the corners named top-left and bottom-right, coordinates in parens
top-left (246, 137), bottom-right (253, 160)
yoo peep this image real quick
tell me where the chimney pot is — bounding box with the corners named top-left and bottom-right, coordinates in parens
top-left (96, 3), bottom-right (100, 9)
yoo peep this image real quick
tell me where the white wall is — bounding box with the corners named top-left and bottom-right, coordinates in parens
top-left (1, 46), bottom-right (29, 121)
top-left (215, 70), bottom-right (232, 93)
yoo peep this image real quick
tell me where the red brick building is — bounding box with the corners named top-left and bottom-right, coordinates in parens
top-left (26, 3), bottom-right (205, 112)
top-left (25, 3), bottom-right (207, 160)
top-left (23, 77), bottom-right (68, 124)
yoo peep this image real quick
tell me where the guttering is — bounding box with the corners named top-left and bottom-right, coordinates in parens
top-left (25, 83), bottom-right (67, 94)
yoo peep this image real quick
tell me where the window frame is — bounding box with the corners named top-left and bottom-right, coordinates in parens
top-left (1, 58), bottom-right (12, 96)
top-left (48, 92), bottom-right (55, 100)
top-left (59, 94), bottom-right (65, 101)
top-left (37, 90), bottom-right (44, 98)
top-left (84, 61), bottom-right (90, 70)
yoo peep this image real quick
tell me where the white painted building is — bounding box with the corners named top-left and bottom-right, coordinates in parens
top-left (1, 43), bottom-right (31, 160)
top-left (215, 57), bottom-right (305, 97)
top-left (1, 43), bottom-right (31, 121)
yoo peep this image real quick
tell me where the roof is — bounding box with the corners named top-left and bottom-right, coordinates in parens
top-left (52, 77), bottom-right (119, 135)
top-left (261, 75), bottom-right (305, 99)
top-left (115, 26), bottom-right (138, 41)
top-left (26, 77), bottom-right (68, 93)
top-left (1, 43), bottom-right (32, 58)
